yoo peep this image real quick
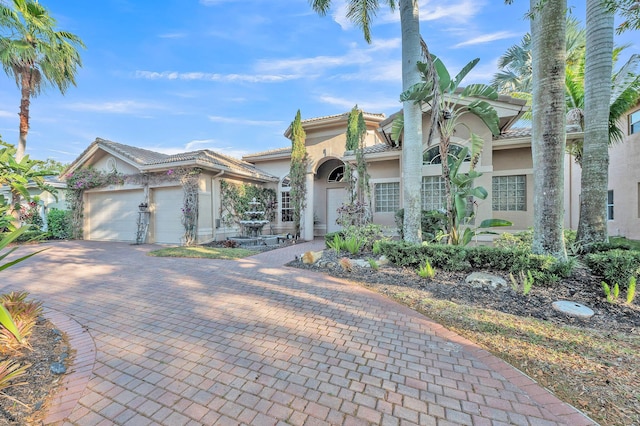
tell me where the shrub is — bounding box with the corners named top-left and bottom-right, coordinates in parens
top-left (47, 209), bottom-right (73, 240)
top-left (510, 270), bottom-right (534, 295)
top-left (0, 291), bottom-right (42, 353)
top-left (378, 240), bottom-right (565, 283)
top-left (341, 224), bottom-right (387, 252)
top-left (494, 230), bottom-right (533, 251)
top-left (585, 249), bottom-right (640, 288)
top-left (395, 209), bottom-right (447, 242)
top-left (343, 235), bottom-right (364, 255)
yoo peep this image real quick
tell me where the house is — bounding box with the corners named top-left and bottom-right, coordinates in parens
top-left (64, 96), bottom-right (640, 245)
top-left (0, 176), bottom-right (67, 229)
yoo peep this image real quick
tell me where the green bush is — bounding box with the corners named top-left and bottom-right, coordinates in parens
top-left (395, 209), bottom-right (447, 242)
top-left (46, 209), bottom-right (73, 240)
top-left (585, 249), bottom-right (640, 289)
top-left (378, 240), bottom-right (568, 283)
top-left (324, 231), bottom-right (344, 248)
top-left (341, 224), bottom-right (387, 252)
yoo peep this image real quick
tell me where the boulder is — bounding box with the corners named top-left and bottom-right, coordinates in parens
top-left (465, 272), bottom-right (508, 291)
top-left (302, 250), bottom-right (323, 264)
top-left (377, 255), bottom-right (390, 266)
top-left (552, 300), bottom-right (594, 319)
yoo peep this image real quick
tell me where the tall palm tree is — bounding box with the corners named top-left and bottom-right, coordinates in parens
top-left (0, 0), bottom-right (85, 162)
top-left (310, 0), bottom-right (425, 243)
top-left (577, 0), bottom-right (615, 246)
top-left (530, 0), bottom-right (568, 261)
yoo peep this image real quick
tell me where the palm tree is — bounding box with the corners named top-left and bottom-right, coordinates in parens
top-left (310, 0), bottom-right (425, 243)
top-left (0, 0), bottom-right (85, 162)
top-left (577, 0), bottom-right (614, 246)
top-left (530, 0), bottom-right (567, 261)
top-left (493, 17), bottom-right (640, 161)
top-left (398, 55), bottom-right (501, 244)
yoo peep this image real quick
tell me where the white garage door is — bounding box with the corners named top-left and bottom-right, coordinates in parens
top-left (87, 190), bottom-right (143, 242)
top-left (152, 187), bottom-right (184, 244)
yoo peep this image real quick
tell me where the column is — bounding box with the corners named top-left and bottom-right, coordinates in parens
top-left (304, 172), bottom-right (315, 241)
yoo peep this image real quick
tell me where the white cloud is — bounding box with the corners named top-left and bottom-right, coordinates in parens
top-left (454, 31), bottom-right (520, 48)
top-left (0, 110), bottom-right (15, 118)
top-left (332, 0), bottom-right (483, 27)
top-left (318, 94), bottom-right (399, 112)
top-left (64, 100), bottom-right (165, 114)
top-left (158, 32), bottom-right (187, 39)
top-left (208, 116), bottom-right (284, 126)
top-left (135, 70), bottom-right (300, 83)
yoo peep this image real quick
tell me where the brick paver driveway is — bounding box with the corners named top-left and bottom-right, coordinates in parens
top-left (4, 240), bottom-right (594, 425)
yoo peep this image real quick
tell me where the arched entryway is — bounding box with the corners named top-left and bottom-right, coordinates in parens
top-left (314, 158), bottom-right (347, 235)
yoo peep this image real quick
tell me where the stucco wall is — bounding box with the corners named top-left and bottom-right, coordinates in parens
top-left (607, 108), bottom-right (640, 239)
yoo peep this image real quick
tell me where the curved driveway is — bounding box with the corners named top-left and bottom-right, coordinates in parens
top-left (4, 241), bottom-right (593, 425)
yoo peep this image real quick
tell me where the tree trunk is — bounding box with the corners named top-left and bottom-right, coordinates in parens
top-left (400, 0), bottom-right (423, 244)
top-left (16, 70), bottom-right (31, 163)
top-left (530, 0), bottom-right (567, 261)
top-left (577, 0), bottom-right (614, 246)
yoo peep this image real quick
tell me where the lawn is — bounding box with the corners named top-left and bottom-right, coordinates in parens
top-left (147, 246), bottom-right (258, 259)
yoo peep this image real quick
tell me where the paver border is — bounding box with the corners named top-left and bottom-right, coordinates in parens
top-left (42, 308), bottom-right (96, 425)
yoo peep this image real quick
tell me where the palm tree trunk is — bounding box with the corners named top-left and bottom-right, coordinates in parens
top-left (530, 0), bottom-right (567, 261)
top-left (577, 0), bottom-right (614, 246)
top-left (16, 71), bottom-right (31, 163)
top-left (400, 0), bottom-right (423, 244)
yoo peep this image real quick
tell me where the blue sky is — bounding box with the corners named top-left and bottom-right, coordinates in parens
top-left (0, 0), bottom-right (637, 164)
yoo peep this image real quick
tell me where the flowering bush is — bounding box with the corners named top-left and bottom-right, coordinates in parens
top-left (66, 168), bottom-right (123, 190)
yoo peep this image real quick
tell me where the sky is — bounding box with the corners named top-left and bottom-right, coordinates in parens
top-left (0, 0), bottom-right (637, 165)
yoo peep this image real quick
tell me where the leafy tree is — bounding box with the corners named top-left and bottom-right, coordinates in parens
top-left (340, 106), bottom-right (371, 226)
top-left (33, 158), bottom-right (67, 175)
top-left (398, 55), bottom-right (501, 244)
top-left (0, 0), bottom-right (85, 161)
top-left (0, 141), bottom-right (56, 222)
top-left (577, 0), bottom-right (615, 246)
top-left (311, 0), bottom-right (425, 243)
top-left (288, 110), bottom-right (308, 238)
top-left (604, 0), bottom-right (640, 33)
top-left (529, 0), bottom-right (568, 261)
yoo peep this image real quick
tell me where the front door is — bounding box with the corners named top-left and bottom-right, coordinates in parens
top-left (326, 187), bottom-right (347, 233)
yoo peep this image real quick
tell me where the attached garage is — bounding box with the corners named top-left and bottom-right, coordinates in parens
top-left (152, 187), bottom-right (184, 244)
top-left (86, 190), bottom-right (144, 242)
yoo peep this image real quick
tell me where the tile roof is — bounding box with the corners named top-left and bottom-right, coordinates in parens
top-left (71, 138), bottom-right (278, 182)
top-left (494, 124), bottom-right (583, 141)
top-left (301, 111), bottom-right (386, 124)
top-left (242, 146), bottom-right (291, 160)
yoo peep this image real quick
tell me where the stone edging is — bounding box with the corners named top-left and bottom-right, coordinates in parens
top-left (42, 308), bottom-right (96, 425)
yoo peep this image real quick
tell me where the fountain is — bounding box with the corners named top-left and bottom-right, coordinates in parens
top-left (239, 198), bottom-right (270, 237)
top-left (228, 198), bottom-right (271, 246)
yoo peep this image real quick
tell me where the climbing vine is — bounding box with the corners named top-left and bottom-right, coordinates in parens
top-left (65, 168), bottom-right (125, 239)
top-left (339, 106), bottom-right (371, 227)
top-left (177, 168), bottom-right (201, 246)
top-left (219, 180), bottom-right (276, 227)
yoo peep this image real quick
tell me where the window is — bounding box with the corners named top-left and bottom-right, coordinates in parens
top-left (328, 165), bottom-right (345, 183)
top-left (281, 191), bottom-right (293, 222)
top-left (421, 176), bottom-right (446, 211)
top-left (607, 190), bottom-right (614, 221)
top-left (374, 182), bottom-right (400, 212)
top-left (630, 110), bottom-right (640, 135)
top-left (281, 175), bottom-right (293, 222)
top-left (423, 144), bottom-right (470, 165)
top-left (492, 175), bottom-right (526, 211)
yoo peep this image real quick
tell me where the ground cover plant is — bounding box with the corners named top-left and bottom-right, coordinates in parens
top-left (292, 231), bottom-right (640, 425)
top-left (148, 245), bottom-right (258, 259)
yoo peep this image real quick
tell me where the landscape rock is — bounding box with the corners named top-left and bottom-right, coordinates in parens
top-left (50, 362), bottom-right (67, 375)
top-left (552, 300), bottom-right (595, 319)
top-left (351, 259), bottom-right (372, 268)
top-left (465, 272), bottom-right (508, 291)
top-left (302, 250), bottom-right (323, 264)
top-left (377, 255), bottom-right (390, 266)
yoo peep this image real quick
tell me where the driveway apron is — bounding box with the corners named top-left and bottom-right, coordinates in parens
top-left (2, 241), bottom-right (594, 425)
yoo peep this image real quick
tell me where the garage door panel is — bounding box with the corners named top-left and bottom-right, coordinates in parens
top-left (153, 187), bottom-right (184, 244)
top-left (87, 190), bottom-right (143, 242)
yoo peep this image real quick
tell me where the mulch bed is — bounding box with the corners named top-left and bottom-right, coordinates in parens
top-left (290, 249), bottom-right (640, 334)
top-left (0, 318), bottom-right (71, 426)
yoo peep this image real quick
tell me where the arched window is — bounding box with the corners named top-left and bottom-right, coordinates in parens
top-left (327, 165), bottom-right (345, 183)
top-left (423, 144), bottom-right (471, 165)
top-left (280, 175), bottom-right (292, 222)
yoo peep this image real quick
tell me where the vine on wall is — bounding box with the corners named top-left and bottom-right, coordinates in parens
top-left (177, 168), bottom-right (201, 246)
top-left (219, 180), bottom-right (276, 228)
